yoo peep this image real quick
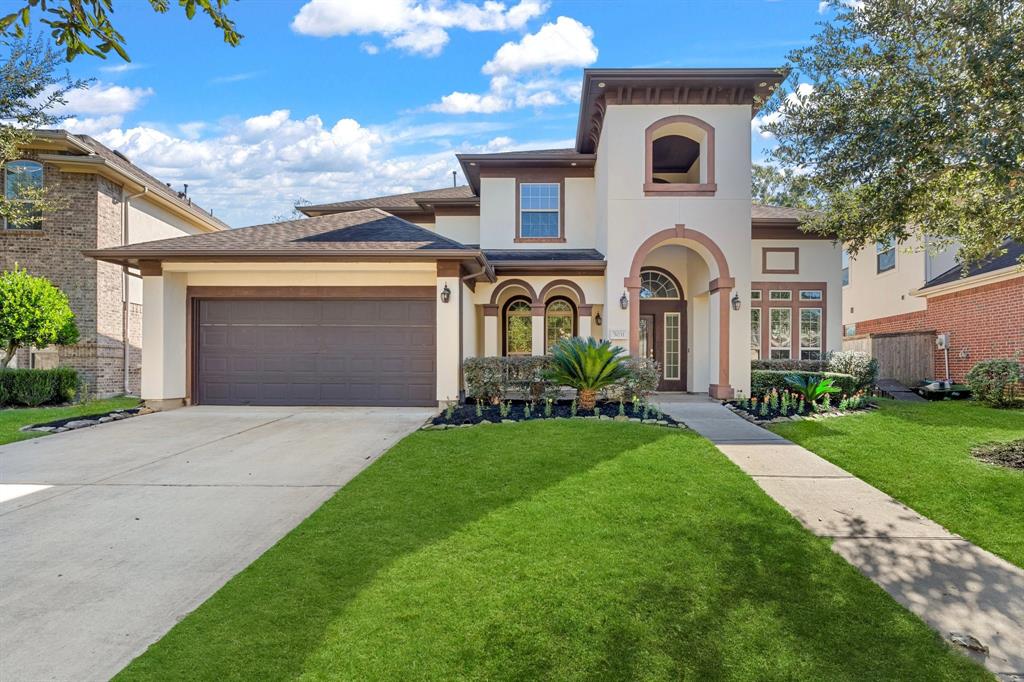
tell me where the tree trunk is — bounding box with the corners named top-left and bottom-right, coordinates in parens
top-left (1, 344), bottom-right (17, 369)
top-left (578, 388), bottom-right (597, 411)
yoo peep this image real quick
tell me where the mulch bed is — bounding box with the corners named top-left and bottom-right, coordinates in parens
top-left (427, 400), bottom-right (684, 428)
top-left (971, 439), bottom-right (1024, 469)
top-left (727, 400), bottom-right (876, 424)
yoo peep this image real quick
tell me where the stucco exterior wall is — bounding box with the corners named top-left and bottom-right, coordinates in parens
top-left (434, 214), bottom-right (481, 245)
top-left (596, 103), bottom-right (754, 395)
top-left (843, 239), bottom-right (926, 326)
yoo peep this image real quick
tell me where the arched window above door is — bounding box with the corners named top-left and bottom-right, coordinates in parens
top-left (639, 269), bottom-right (680, 300)
top-left (544, 297), bottom-right (576, 352)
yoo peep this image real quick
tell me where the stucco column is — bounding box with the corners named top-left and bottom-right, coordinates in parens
top-left (482, 305), bottom-right (498, 356)
top-left (436, 264), bottom-right (461, 403)
top-left (624, 279), bottom-right (641, 357)
top-left (531, 304), bottom-right (545, 356)
top-left (578, 305), bottom-right (593, 340)
top-left (141, 271), bottom-right (187, 410)
top-left (708, 277), bottom-right (735, 400)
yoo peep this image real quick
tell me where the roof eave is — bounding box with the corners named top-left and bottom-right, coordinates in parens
top-left (913, 264), bottom-right (1023, 298)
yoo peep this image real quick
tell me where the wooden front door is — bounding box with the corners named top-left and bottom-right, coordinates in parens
top-left (638, 301), bottom-right (686, 391)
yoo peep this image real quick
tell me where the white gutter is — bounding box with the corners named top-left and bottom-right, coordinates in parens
top-left (120, 186), bottom-right (148, 395)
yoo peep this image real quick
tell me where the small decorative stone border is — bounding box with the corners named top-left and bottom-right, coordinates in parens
top-left (421, 414), bottom-right (687, 431)
top-left (421, 400), bottom-right (687, 431)
top-left (20, 406), bottom-right (149, 434)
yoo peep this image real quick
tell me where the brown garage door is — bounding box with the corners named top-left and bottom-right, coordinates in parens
top-left (196, 298), bottom-right (436, 406)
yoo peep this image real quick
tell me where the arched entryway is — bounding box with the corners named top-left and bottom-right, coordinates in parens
top-left (625, 224), bottom-right (735, 399)
top-left (637, 267), bottom-right (686, 391)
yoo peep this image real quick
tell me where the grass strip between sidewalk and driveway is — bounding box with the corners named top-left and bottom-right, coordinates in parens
top-left (115, 420), bottom-right (986, 681)
top-left (0, 397), bottom-right (141, 446)
top-left (770, 399), bottom-right (1024, 569)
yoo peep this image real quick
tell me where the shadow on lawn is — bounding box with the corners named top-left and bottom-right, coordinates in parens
top-left (115, 422), bottom-right (676, 681)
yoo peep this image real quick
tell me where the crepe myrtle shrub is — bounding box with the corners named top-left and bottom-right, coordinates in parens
top-left (0, 265), bottom-right (79, 368)
top-left (965, 359), bottom-right (1022, 408)
top-left (545, 337), bottom-right (629, 411)
top-left (752, 370), bottom-right (857, 397)
top-left (827, 350), bottom-right (879, 391)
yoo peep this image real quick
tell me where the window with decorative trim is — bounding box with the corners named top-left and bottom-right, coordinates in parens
top-left (750, 308), bottom-right (761, 360)
top-left (799, 290), bottom-right (822, 301)
top-left (544, 297), bottom-right (576, 353)
top-left (518, 182), bottom-right (560, 239)
top-left (3, 160), bottom-right (43, 230)
top-left (503, 297), bottom-right (533, 356)
top-left (769, 290), bottom-right (792, 301)
top-left (876, 238), bottom-right (896, 273)
top-left (664, 312), bottom-right (681, 380)
top-left (644, 115), bottom-right (716, 196)
top-left (750, 289), bottom-right (762, 301)
top-left (800, 308), bottom-right (822, 360)
top-left (841, 249), bottom-right (850, 286)
top-left (639, 269), bottom-right (680, 299)
top-left (769, 308), bottom-right (792, 359)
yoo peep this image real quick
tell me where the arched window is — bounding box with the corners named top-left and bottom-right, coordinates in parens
top-left (644, 115), bottom-right (716, 197)
top-left (544, 297), bottom-right (576, 352)
top-left (3, 160), bottom-right (43, 230)
top-left (503, 296), bottom-right (533, 356)
top-left (639, 270), bottom-right (680, 300)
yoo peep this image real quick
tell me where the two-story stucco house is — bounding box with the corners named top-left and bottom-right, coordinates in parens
top-left (2, 130), bottom-right (226, 395)
top-left (88, 68), bottom-right (843, 409)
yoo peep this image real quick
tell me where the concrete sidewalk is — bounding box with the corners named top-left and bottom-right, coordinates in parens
top-left (660, 398), bottom-right (1024, 681)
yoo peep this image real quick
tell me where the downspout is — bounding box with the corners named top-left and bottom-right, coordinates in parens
top-left (121, 186), bottom-right (148, 395)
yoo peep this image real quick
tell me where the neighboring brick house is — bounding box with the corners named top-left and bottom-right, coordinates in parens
top-left (1, 130), bottom-right (226, 396)
top-left (843, 237), bottom-right (1023, 383)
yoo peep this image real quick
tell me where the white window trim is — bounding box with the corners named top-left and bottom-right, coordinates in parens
top-left (876, 239), bottom-right (896, 274)
top-left (799, 308), bottom-right (823, 360)
top-left (750, 308), bottom-right (762, 360)
top-left (769, 307), bottom-right (792, 359)
top-left (769, 290), bottom-right (792, 302)
top-left (518, 182), bottom-right (560, 239)
top-left (750, 290), bottom-right (762, 301)
top-left (799, 290), bottom-right (823, 301)
top-left (663, 312), bottom-right (681, 380)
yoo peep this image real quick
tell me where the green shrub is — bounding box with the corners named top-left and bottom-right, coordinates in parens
top-left (964, 359), bottom-right (1021, 408)
top-left (827, 350), bottom-right (879, 390)
top-left (751, 358), bottom-right (828, 372)
top-left (785, 374), bottom-right (842, 404)
top-left (464, 356), bottom-right (557, 403)
top-left (545, 338), bottom-right (629, 409)
top-left (606, 357), bottom-right (661, 401)
top-left (0, 367), bottom-right (80, 407)
top-left (1, 265), bottom-right (80, 368)
top-left (752, 369), bottom-right (857, 397)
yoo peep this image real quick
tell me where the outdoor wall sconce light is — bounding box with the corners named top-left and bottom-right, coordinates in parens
top-left (731, 292), bottom-right (741, 311)
top-left (594, 312), bottom-right (603, 326)
top-left (619, 292), bottom-right (629, 309)
top-left (440, 283), bottom-right (451, 303)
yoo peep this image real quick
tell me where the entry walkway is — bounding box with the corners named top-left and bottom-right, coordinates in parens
top-left (659, 398), bottom-right (1024, 681)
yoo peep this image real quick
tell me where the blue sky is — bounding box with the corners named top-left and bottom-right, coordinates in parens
top-left (54, 0), bottom-right (829, 227)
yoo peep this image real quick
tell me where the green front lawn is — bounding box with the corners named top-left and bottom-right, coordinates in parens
top-left (117, 422), bottom-right (985, 681)
top-left (771, 400), bottom-right (1024, 569)
top-left (0, 396), bottom-right (141, 446)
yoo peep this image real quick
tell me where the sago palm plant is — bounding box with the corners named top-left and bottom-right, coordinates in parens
top-left (545, 337), bottom-right (629, 410)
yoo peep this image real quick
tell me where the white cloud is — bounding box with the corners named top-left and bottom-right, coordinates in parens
top-left (482, 16), bottom-right (597, 75)
top-left (81, 109), bottom-right (547, 227)
top-left (752, 82), bottom-right (813, 138)
top-left (360, 42), bottom-right (380, 55)
top-left (57, 82), bottom-right (153, 116)
top-left (429, 91), bottom-right (509, 114)
top-left (63, 115), bottom-right (127, 136)
top-left (291, 0), bottom-right (547, 56)
top-left (210, 72), bottom-right (261, 84)
top-left (99, 62), bottom-right (146, 74)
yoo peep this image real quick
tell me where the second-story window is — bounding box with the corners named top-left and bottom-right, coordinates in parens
top-left (644, 115), bottom-right (716, 197)
top-left (518, 182), bottom-right (560, 240)
top-left (841, 249), bottom-right (850, 286)
top-left (876, 238), bottom-right (896, 273)
top-left (3, 160), bottom-right (44, 230)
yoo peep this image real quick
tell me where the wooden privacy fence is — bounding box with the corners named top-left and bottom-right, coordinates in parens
top-left (843, 331), bottom-right (935, 386)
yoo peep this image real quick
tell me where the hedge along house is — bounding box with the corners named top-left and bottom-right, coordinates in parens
top-left (87, 68), bottom-right (843, 409)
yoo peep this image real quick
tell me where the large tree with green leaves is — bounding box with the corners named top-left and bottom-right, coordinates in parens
top-left (752, 163), bottom-right (822, 209)
top-left (1, 34), bottom-right (88, 227)
top-left (0, 265), bottom-right (79, 367)
top-left (764, 0), bottom-right (1024, 265)
top-left (1, 0), bottom-right (241, 62)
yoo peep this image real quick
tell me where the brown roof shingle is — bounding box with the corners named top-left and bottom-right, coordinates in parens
top-left (301, 186), bottom-right (475, 214)
top-left (86, 208), bottom-right (476, 260)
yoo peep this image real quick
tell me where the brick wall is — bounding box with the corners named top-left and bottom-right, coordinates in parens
top-left (926, 277), bottom-right (1024, 382)
top-left (851, 276), bottom-right (1024, 383)
top-left (853, 310), bottom-right (930, 335)
top-left (0, 154), bottom-right (140, 395)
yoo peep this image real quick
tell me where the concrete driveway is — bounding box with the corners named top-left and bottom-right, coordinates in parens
top-left (0, 405), bottom-right (431, 682)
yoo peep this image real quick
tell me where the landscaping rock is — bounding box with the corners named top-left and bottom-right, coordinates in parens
top-left (613, 415), bottom-right (629, 422)
top-left (948, 632), bottom-right (988, 654)
top-left (64, 420), bottom-right (97, 430)
top-left (501, 419), bottom-right (515, 424)
top-left (97, 416), bottom-right (114, 423)
top-left (32, 426), bottom-right (56, 433)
